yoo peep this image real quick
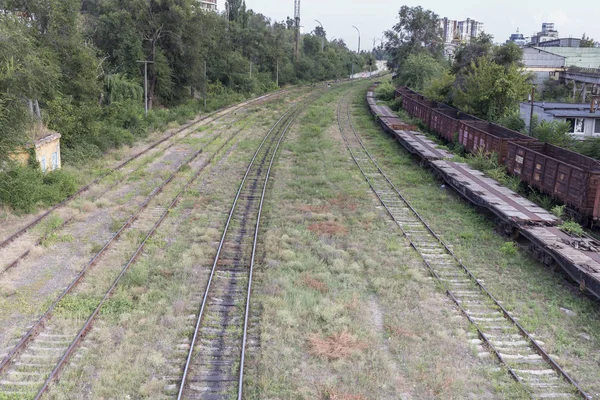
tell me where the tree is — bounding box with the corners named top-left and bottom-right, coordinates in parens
top-left (314, 25), bottom-right (326, 38)
top-left (452, 33), bottom-right (494, 74)
top-left (397, 52), bottom-right (446, 91)
top-left (581, 33), bottom-right (595, 48)
top-left (384, 6), bottom-right (443, 72)
top-left (493, 42), bottom-right (523, 69)
top-left (452, 56), bottom-right (530, 121)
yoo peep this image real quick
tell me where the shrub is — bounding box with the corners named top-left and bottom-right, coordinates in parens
top-left (0, 166), bottom-right (79, 213)
top-left (375, 81), bottom-right (396, 102)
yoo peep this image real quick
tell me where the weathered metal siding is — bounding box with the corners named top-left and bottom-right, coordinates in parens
top-left (430, 108), bottom-right (480, 142)
top-left (506, 142), bottom-right (600, 220)
top-left (458, 121), bottom-right (536, 163)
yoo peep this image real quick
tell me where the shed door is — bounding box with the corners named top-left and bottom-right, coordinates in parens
top-left (41, 156), bottom-right (47, 173)
top-left (51, 152), bottom-right (58, 171)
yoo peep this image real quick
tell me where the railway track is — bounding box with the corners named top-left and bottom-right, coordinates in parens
top-left (336, 94), bottom-right (589, 400)
top-left (0, 90), bottom-right (288, 275)
top-left (0, 115), bottom-right (254, 398)
top-left (176, 104), bottom-right (303, 400)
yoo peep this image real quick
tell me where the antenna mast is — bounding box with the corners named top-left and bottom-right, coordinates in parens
top-left (294, 0), bottom-right (301, 60)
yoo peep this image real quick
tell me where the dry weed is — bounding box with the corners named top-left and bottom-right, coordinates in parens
top-left (309, 331), bottom-right (367, 360)
top-left (330, 195), bottom-right (358, 211)
top-left (385, 324), bottom-right (420, 340)
top-left (308, 221), bottom-right (347, 236)
top-left (323, 388), bottom-right (367, 400)
top-left (296, 204), bottom-right (331, 213)
top-left (299, 274), bottom-right (329, 293)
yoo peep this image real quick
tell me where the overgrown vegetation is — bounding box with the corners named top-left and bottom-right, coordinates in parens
top-left (0, 0), bottom-right (369, 213)
top-left (385, 7), bottom-right (530, 122)
top-left (0, 166), bottom-right (78, 213)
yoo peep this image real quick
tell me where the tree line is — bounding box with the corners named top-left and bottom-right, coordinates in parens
top-left (0, 0), bottom-right (367, 212)
top-left (0, 0), bottom-right (368, 163)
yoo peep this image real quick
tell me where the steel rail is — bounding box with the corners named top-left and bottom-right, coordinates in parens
top-left (176, 106), bottom-right (296, 400)
top-left (0, 89), bottom-right (287, 252)
top-left (0, 121), bottom-right (247, 377)
top-left (32, 123), bottom-right (249, 400)
top-left (237, 109), bottom-right (299, 399)
top-left (0, 116), bottom-right (249, 276)
top-left (337, 94), bottom-right (590, 399)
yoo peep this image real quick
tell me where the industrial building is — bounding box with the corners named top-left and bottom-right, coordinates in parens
top-left (530, 22), bottom-right (559, 45)
top-left (522, 47), bottom-right (600, 86)
top-left (520, 101), bottom-right (600, 139)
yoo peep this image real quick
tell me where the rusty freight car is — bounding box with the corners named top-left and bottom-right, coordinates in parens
top-left (458, 121), bottom-right (537, 163)
top-left (506, 142), bottom-right (600, 223)
top-left (401, 93), bottom-right (427, 119)
top-left (410, 99), bottom-right (450, 129)
top-left (430, 108), bottom-right (480, 142)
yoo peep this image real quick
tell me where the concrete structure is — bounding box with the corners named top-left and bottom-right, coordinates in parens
top-left (35, 133), bottom-right (62, 172)
top-left (531, 22), bottom-right (559, 45)
top-left (536, 38), bottom-right (581, 48)
top-left (520, 101), bottom-right (600, 139)
top-left (198, 0), bottom-right (217, 11)
top-left (523, 47), bottom-right (600, 85)
top-left (10, 129), bottom-right (62, 173)
top-left (440, 17), bottom-right (484, 57)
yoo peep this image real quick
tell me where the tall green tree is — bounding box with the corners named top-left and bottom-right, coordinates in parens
top-left (452, 57), bottom-right (530, 121)
top-left (384, 6), bottom-right (443, 72)
top-left (581, 33), bottom-right (595, 48)
top-left (397, 52), bottom-right (446, 91)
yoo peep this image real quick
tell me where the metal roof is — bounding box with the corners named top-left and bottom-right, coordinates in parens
top-left (547, 110), bottom-right (600, 118)
top-left (528, 101), bottom-right (590, 110)
top-left (533, 47), bottom-right (600, 68)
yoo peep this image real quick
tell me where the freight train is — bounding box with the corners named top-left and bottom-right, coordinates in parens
top-left (366, 85), bottom-right (600, 300)
top-left (395, 86), bottom-right (600, 227)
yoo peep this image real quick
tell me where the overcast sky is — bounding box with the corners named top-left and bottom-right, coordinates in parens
top-left (216, 0), bottom-right (599, 51)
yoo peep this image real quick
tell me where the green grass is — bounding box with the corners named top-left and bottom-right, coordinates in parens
top-left (352, 83), bottom-right (600, 395)
top-left (245, 82), bottom-right (510, 399)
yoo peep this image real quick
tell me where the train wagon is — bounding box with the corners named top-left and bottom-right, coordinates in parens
top-left (395, 86), bottom-right (417, 99)
top-left (430, 108), bottom-right (480, 142)
top-left (402, 94), bottom-right (428, 119)
top-left (410, 99), bottom-right (451, 129)
top-left (458, 121), bottom-right (537, 163)
top-left (506, 142), bottom-right (600, 223)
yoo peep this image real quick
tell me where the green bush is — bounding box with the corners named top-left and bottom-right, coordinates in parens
top-left (0, 166), bottom-right (79, 213)
top-left (375, 81), bottom-right (396, 101)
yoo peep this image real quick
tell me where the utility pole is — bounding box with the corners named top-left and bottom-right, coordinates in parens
top-left (352, 25), bottom-right (361, 53)
top-left (294, 0), bottom-right (301, 61)
top-left (137, 60), bottom-right (154, 117)
top-left (250, 61), bottom-right (253, 79)
top-left (315, 19), bottom-right (324, 52)
top-left (276, 60), bottom-right (279, 87)
top-left (352, 26), bottom-right (360, 79)
top-left (528, 85), bottom-right (537, 136)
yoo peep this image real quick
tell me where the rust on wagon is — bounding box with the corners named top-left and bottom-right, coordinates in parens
top-left (458, 121), bottom-right (537, 163)
top-left (506, 141), bottom-right (600, 221)
top-left (430, 108), bottom-right (481, 142)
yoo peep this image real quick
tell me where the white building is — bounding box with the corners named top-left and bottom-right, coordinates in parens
top-left (531, 22), bottom-right (559, 46)
top-left (440, 17), bottom-right (484, 57)
top-left (199, 0), bottom-right (217, 11)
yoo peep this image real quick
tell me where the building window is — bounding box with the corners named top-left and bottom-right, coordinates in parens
top-left (566, 118), bottom-right (585, 133)
top-left (41, 156), bottom-right (47, 172)
top-left (51, 152), bottom-right (58, 170)
top-left (595, 119), bottom-right (600, 135)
